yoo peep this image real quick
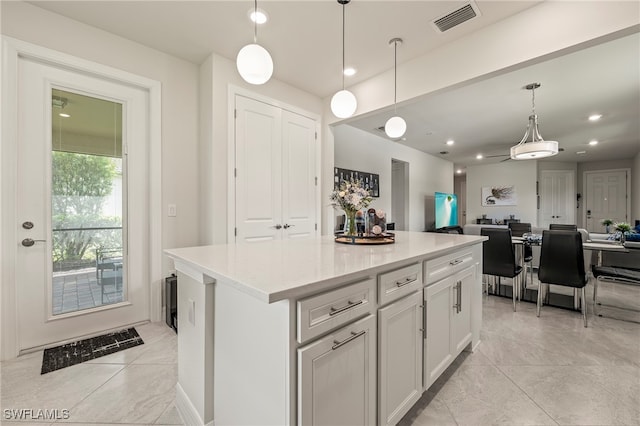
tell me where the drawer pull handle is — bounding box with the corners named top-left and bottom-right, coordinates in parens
top-left (449, 259), bottom-right (463, 266)
top-left (329, 299), bottom-right (363, 316)
top-left (332, 330), bottom-right (366, 350)
top-left (396, 277), bottom-right (417, 287)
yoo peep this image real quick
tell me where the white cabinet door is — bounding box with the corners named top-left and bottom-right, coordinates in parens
top-left (539, 170), bottom-right (575, 228)
top-left (235, 95), bottom-right (282, 242)
top-left (282, 110), bottom-right (317, 239)
top-left (451, 266), bottom-right (474, 355)
top-left (298, 315), bottom-right (376, 426)
top-left (235, 95), bottom-right (318, 242)
top-left (378, 292), bottom-right (423, 426)
top-left (424, 275), bottom-right (454, 389)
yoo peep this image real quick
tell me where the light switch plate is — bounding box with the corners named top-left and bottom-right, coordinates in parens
top-left (168, 204), bottom-right (177, 217)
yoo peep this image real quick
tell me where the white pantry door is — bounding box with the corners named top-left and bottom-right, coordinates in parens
top-left (585, 170), bottom-right (629, 233)
top-left (235, 95), bottom-right (317, 242)
top-left (16, 57), bottom-right (150, 351)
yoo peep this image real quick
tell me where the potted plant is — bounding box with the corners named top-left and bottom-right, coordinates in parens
top-left (601, 218), bottom-right (614, 233)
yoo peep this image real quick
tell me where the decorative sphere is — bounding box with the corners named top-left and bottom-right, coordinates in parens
top-left (331, 90), bottom-right (357, 118)
top-left (385, 116), bottom-right (407, 138)
top-left (236, 43), bottom-right (273, 85)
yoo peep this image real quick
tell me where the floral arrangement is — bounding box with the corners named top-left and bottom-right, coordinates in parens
top-left (330, 180), bottom-right (373, 235)
top-left (330, 179), bottom-right (373, 212)
top-left (601, 218), bottom-right (614, 227)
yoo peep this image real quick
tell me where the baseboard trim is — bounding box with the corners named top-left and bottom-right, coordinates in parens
top-left (176, 382), bottom-right (214, 426)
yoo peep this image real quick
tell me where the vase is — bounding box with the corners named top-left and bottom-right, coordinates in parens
top-left (620, 231), bottom-right (626, 245)
top-left (605, 225), bottom-right (610, 234)
top-left (344, 209), bottom-right (357, 236)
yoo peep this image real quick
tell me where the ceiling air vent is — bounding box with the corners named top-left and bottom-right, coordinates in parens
top-left (432, 2), bottom-right (481, 33)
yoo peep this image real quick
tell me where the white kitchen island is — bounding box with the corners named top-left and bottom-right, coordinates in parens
top-left (165, 231), bottom-right (485, 426)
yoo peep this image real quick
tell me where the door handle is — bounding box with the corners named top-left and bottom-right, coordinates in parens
top-left (283, 224), bottom-right (295, 229)
top-left (272, 224), bottom-right (282, 229)
top-left (22, 238), bottom-right (47, 247)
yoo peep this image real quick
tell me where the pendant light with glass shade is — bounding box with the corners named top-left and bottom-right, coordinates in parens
top-left (385, 38), bottom-right (406, 139)
top-left (510, 83), bottom-right (559, 160)
top-left (236, 0), bottom-right (273, 85)
top-left (330, 0), bottom-right (357, 118)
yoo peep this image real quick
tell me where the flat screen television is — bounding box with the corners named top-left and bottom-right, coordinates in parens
top-left (435, 192), bottom-right (458, 229)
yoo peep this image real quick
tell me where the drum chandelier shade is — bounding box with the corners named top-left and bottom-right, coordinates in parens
top-left (330, 0), bottom-right (357, 119)
top-left (236, 0), bottom-right (273, 85)
top-left (385, 38), bottom-right (406, 139)
top-left (510, 83), bottom-right (559, 160)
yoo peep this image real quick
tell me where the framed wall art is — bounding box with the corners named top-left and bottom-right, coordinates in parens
top-left (481, 185), bottom-right (517, 206)
top-left (334, 167), bottom-right (379, 197)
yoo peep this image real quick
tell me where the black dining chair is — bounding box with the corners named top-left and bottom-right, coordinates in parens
top-left (481, 228), bottom-right (523, 311)
top-left (509, 222), bottom-right (534, 291)
top-left (549, 224), bottom-right (578, 231)
top-left (537, 230), bottom-right (588, 327)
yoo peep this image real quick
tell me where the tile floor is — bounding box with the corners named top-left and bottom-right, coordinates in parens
top-left (1, 285), bottom-right (639, 425)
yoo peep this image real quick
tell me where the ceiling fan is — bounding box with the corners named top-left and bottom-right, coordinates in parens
top-left (483, 153), bottom-right (511, 162)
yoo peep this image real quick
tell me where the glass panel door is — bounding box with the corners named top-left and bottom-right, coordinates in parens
top-left (51, 88), bottom-right (126, 315)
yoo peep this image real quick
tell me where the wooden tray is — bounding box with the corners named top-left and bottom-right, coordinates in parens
top-left (334, 232), bottom-right (395, 245)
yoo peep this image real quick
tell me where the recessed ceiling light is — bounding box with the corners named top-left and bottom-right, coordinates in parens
top-left (446, 139), bottom-right (454, 146)
top-left (589, 140), bottom-right (598, 146)
top-left (588, 114), bottom-right (602, 121)
top-left (59, 113), bottom-right (71, 118)
top-left (577, 150), bottom-right (586, 155)
top-left (249, 9), bottom-right (268, 24)
top-left (476, 154), bottom-right (483, 160)
top-left (343, 67), bottom-right (356, 76)
top-left (456, 169), bottom-right (462, 174)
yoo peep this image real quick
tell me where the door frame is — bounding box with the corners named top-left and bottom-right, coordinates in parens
top-left (1, 36), bottom-right (162, 360)
top-left (582, 168), bottom-right (631, 231)
top-left (226, 85), bottom-right (322, 243)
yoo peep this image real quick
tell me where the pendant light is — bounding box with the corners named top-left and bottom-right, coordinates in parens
top-left (510, 83), bottom-right (559, 160)
top-left (385, 38), bottom-right (406, 139)
top-left (330, 0), bottom-right (357, 119)
top-left (236, 0), bottom-right (273, 85)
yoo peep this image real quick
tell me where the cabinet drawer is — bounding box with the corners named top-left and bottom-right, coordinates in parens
top-left (297, 278), bottom-right (376, 344)
top-left (424, 248), bottom-right (474, 285)
top-left (378, 263), bottom-right (422, 306)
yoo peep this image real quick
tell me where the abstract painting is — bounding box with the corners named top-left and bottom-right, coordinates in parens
top-left (481, 185), bottom-right (517, 206)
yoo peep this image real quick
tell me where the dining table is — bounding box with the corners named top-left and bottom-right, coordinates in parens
top-left (509, 235), bottom-right (630, 310)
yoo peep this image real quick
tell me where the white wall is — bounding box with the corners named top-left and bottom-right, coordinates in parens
top-left (199, 53), bottom-right (323, 245)
top-left (634, 152), bottom-right (640, 225)
top-left (466, 161), bottom-right (537, 226)
top-left (1, 1), bottom-right (200, 289)
top-left (334, 125), bottom-right (452, 232)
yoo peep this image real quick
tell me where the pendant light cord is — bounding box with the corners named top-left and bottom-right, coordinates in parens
top-left (393, 40), bottom-right (397, 113)
top-left (253, 0), bottom-right (258, 43)
top-left (341, 2), bottom-right (345, 90)
top-left (531, 85), bottom-right (536, 115)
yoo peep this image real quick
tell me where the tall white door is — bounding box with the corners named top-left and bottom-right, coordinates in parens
top-left (539, 170), bottom-right (575, 228)
top-left (585, 170), bottom-right (629, 232)
top-left (281, 110), bottom-right (317, 239)
top-left (235, 95), bottom-right (317, 242)
top-left (16, 57), bottom-right (150, 351)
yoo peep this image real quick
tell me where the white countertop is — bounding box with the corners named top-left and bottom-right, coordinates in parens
top-left (165, 231), bottom-right (486, 303)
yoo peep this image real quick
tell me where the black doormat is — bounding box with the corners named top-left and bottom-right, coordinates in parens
top-left (41, 328), bottom-right (144, 374)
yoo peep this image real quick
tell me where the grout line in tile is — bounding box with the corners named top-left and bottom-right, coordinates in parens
top-left (494, 363), bottom-right (561, 426)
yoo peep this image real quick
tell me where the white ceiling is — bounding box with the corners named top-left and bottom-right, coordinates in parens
top-left (28, 1), bottom-right (640, 170)
top-left (348, 31), bottom-right (640, 170)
